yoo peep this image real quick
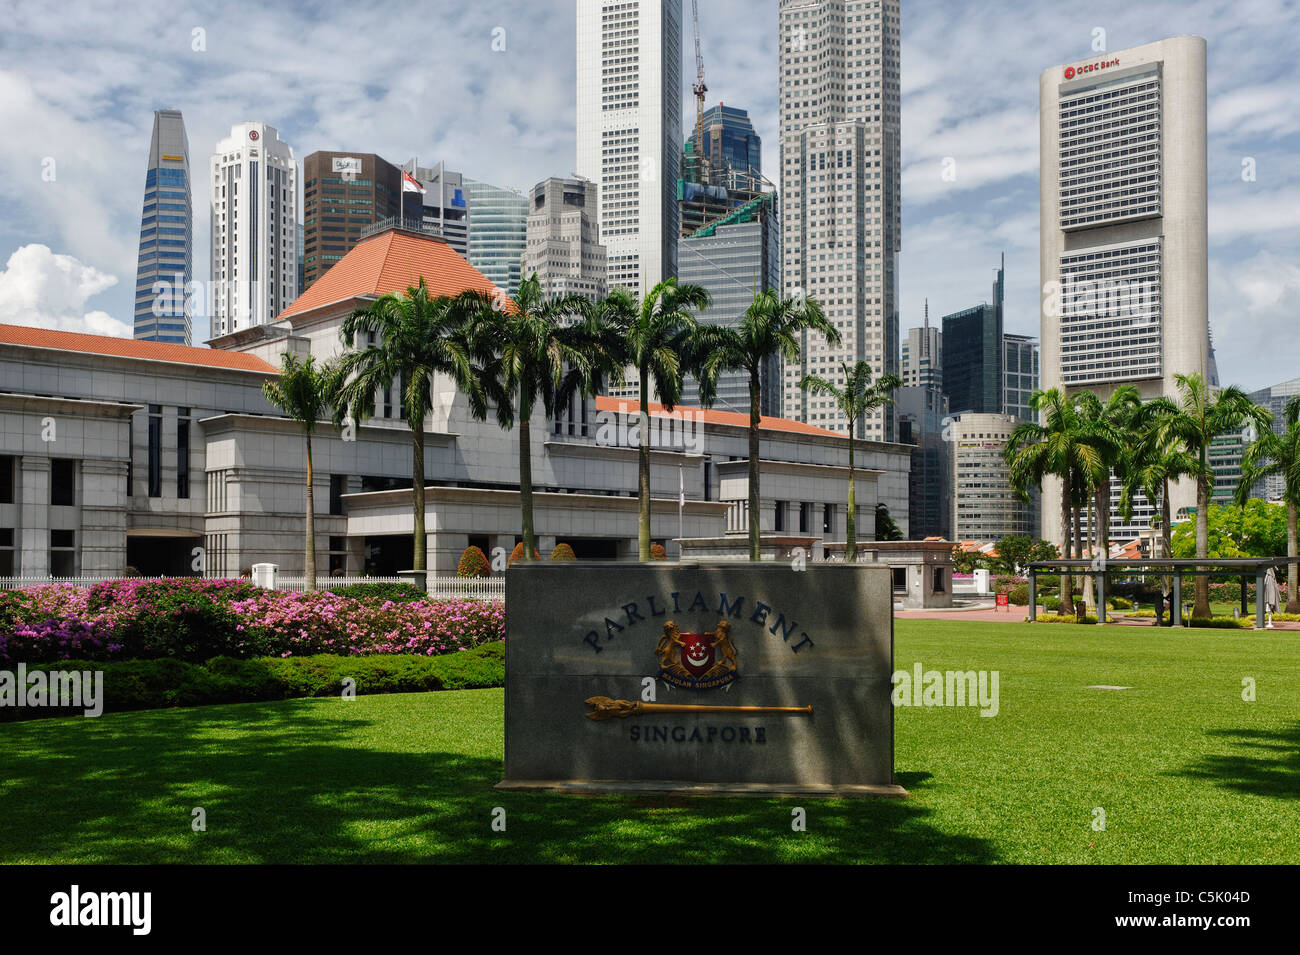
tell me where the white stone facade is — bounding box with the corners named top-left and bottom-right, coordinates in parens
top-left (575, 0), bottom-right (681, 299)
top-left (1, 294), bottom-right (912, 577)
top-left (210, 122), bottom-right (299, 336)
top-left (778, 0), bottom-right (903, 441)
top-left (1039, 36), bottom-right (1210, 543)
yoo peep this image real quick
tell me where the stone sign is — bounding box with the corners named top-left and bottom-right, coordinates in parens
top-left (498, 562), bottom-right (904, 796)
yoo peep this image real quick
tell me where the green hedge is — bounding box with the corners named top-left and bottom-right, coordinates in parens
top-left (1033, 613), bottom-right (1099, 625)
top-left (1, 643), bottom-right (504, 722)
top-left (1111, 609), bottom-right (1256, 629)
top-left (1186, 617), bottom-right (1253, 629)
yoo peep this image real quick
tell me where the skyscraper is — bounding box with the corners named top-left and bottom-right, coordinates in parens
top-left (1040, 36), bottom-right (1210, 541)
top-left (683, 103), bottom-right (763, 188)
top-left (523, 176), bottom-right (607, 302)
top-left (466, 179), bottom-right (529, 294)
top-left (778, 0), bottom-right (902, 441)
top-left (896, 384), bottom-right (951, 540)
top-left (210, 122), bottom-right (299, 336)
top-left (134, 109), bottom-right (192, 344)
top-left (942, 256), bottom-right (1005, 416)
top-left (403, 161), bottom-right (470, 257)
top-left (575, 0), bottom-right (682, 299)
top-left (900, 301), bottom-right (941, 390)
top-left (678, 102), bottom-right (768, 237)
top-left (301, 151), bottom-right (402, 290)
top-left (1002, 333), bottom-right (1040, 423)
top-left (678, 194), bottom-right (781, 415)
top-left (951, 413), bottom-right (1036, 541)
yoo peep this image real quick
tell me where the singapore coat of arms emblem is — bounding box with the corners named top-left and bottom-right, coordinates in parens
top-left (655, 619), bottom-right (738, 690)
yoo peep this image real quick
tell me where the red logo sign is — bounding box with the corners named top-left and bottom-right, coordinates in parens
top-left (656, 620), bottom-right (738, 690)
top-left (1065, 57), bottom-right (1118, 81)
top-left (679, 632), bottom-right (716, 678)
top-left (996, 592), bottom-right (1009, 607)
top-left (248, 129), bottom-right (260, 141)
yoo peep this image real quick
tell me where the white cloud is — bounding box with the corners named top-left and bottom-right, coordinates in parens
top-left (1209, 250), bottom-right (1300, 391)
top-left (1210, 184), bottom-right (1300, 238)
top-left (1221, 250), bottom-right (1300, 312)
top-left (0, 244), bottom-right (128, 337)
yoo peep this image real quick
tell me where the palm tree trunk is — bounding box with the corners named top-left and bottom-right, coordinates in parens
top-left (748, 369), bottom-right (761, 562)
top-left (1287, 499), bottom-right (1299, 614)
top-left (412, 424), bottom-right (426, 585)
top-left (1161, 478), bottom-right (1173, 603)
top-left (1060, 472), bottom-right (1074, 616)
top-left (1097, 478), bottom-right (1111, 562)
top-left (1194, 475), bottom-right (1210, 618)
top-left (304, 432), bottom-right (317, 592)
top-left (520, 414), bottom-right (535, 561)
top-left (638, 369), bottom-right (651, 562)
top-left (846, 432), bottom-right (857, 562)
top-left (1073, 494), bottom-right (1084, 610)
top-left (1083, 496), bottom-right (1096, 609)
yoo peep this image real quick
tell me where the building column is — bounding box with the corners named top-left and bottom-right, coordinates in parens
top-left (427, 531), bottom-right (467, 576)
top-left (19, 457), bottom-right (50, 577)
top-left (79, 458), bottom-right (128, 576)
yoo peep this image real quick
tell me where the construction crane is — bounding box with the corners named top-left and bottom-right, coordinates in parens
top-left (691, 0), bottom-right (709, 183)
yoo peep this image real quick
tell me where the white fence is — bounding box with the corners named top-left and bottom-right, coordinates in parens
top-left (0, 574), bottom-right (504, 600)
top-left (275, 575), bottom-right (504, 599)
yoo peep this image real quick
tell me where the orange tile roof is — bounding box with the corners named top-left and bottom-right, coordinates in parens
top-left (595, 395), bottom-right (843, 438)
top-left (279, 229), bottom-right (505, 320)
top-left (0, 323), bottom-right (277, 373)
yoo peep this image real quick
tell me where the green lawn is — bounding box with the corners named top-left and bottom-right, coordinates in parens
top-left (1, 619), bottom-right (1297, 864)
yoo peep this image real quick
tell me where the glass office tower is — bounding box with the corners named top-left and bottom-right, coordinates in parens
top-left (134, 109), bottom-right (192, 344)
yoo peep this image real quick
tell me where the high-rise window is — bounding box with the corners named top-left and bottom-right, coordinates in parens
top-left (148, 404), bottom-right (163, 498)
top-left (0, 455), bottom-right (13, 504)
top-left (329, 474), bottom-right (346, 515)
top-left (0, 527), bottom-right (14, 575)
top-left (50, 529), bottom-right (75, 576)
top-left (50, 459), bottom-right (76, 507)
top-left (177, 407), bottom-right (191, 498)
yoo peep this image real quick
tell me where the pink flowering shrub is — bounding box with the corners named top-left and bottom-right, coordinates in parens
top-left (0, 579), bottom-right (504, 663)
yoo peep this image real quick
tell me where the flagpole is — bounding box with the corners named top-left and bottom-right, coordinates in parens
top-left (678, 463), bottom-right (684, 558)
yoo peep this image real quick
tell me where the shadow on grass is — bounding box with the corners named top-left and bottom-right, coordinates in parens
top-left (1173, 722), bottom-right (1300, 801)
top-left (0, 697), bottom-right (996, 864)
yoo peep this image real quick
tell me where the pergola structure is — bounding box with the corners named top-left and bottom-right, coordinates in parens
top-left (1026, 558), bottom-right (1300, 628)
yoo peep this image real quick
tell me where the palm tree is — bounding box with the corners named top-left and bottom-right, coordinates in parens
top-left (1072, 385), bottom-right (1141, 605)
top-left (1006, 388), bottom-right (1105, 616)
top-left (799, 361), bottom-right (898, 561)
top-left (693, 289), bottom-right (840, 561)
top-left (1153, 372), bottom-right (1272, 618)
top-left (1238, 395), bottom-right (1300, 613)
top-left (598, 279), bottom-right (711, 561)
top-left (329, 277), bottom-right (491, 589)
top-left (1120, 396), bottom-right (1197, 611)
top-left (262, 352), bottom-right (333, 590)
top-left (467, 274), bottom-right (619, 562)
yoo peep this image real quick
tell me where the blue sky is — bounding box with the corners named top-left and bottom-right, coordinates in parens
top-left (0, 0), bottom-right (1296, 390)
